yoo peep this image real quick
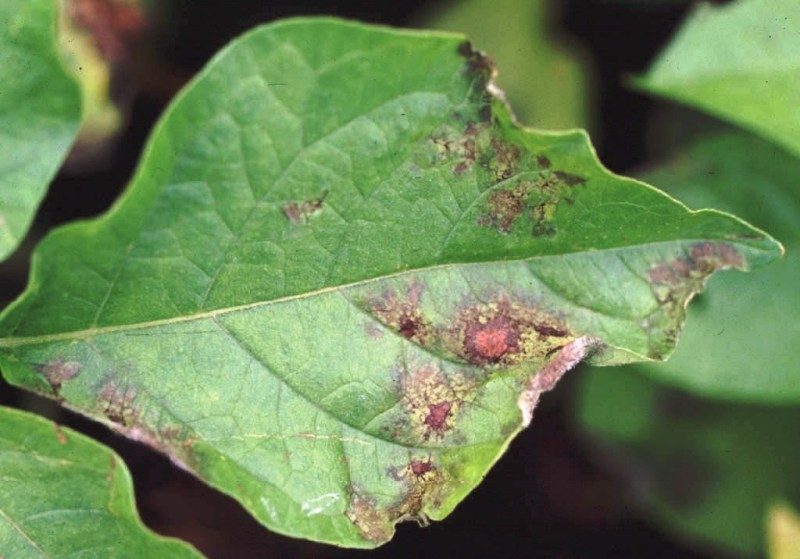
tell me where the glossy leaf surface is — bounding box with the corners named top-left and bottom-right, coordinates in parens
top-left (0, 405), bottom-right (203, 558)
top-left (0, 18), bottom-right (781, 547)
top-left (0, 0), bottom-right (81, 261)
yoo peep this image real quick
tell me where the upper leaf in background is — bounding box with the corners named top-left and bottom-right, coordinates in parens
top-left (0, 18), bottom-right (780, 547)
top-left (636, 0), bottom-right (800, 157)
top-left (631, 131), bottom-right (800, 402)
top-left (576, 367), bottom-right (800, 557)
top-left (0, 405), bottom-right (203, 558)
top-left (0, 0), bottom-right (81, 261)
top-left (414, 0), bottom-right (591, 130)
top-left (57, 0), bottom-right (149, 168)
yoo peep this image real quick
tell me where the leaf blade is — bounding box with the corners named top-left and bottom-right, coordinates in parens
top-left (0, 405), bottom-right (203, 558)
top-left (0, 0), bottom-right (81, 261)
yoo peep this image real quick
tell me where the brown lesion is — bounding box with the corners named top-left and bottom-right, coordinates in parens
top-left (348, 456), bottom-right (450, 544)
top-left (388, 456), bottom-right (448, 525)
top-left (99, 379), bottom-right (139, 426)
top-left (430, 121), bottom-right (486, 177)
top-left (35, 359), bottom-right (81, 395)
top-left (282, 191), bottom-right (328, 225)
top-left (345, 490), bottom-right (394, 545)
top-left (481, 169), bottom-right (585, 237)
top-left (96, 378), bottom-right (195, 471)
top-left (362, 283), bottom-right (432, 346)
top-left (396, 362), bottom-right (472, 441)
top-left (647, 242), bottom-right (745, 302)
top-left (443, 295), bottom-right (573, 368)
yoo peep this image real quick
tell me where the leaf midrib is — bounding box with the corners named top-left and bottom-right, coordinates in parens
top-left (0, 237), bottom-right (741, 348)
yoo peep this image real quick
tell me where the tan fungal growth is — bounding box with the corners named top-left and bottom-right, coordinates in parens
top-left (488, 137), bottom-right (521, 182)
top-left (389, 457), bottom-right (447, 524)
top-left (430, 121), bottom-right (485, 177)
top-left (398, 362), bottom-right (472, 441)
top-left (365, 283), bottom-right (431, 345)
top-left (482, 169), bottom-right (586, 236)
top-left (97, 379), bottom-right (194, 470)
top-left (643, 242), bottom-right (746, 358)
top-left (36, 359), bottom-right (81, 394)
top-left (99, 380), bottom-right (139, 426)
top-left (446, 296), bottom-right (572, 368)
top-left (346, 491), bottom-right (393, 544)
top-left (348, 457), bottom-right (449, 543)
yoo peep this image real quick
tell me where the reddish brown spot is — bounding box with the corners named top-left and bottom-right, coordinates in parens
top-left (411, 459), bottom-right (436, 477)
top-left (398, 316), bottom-right (421, 339)
top-left (446, 296), bottom-right (574, 368)
top-left (364, 283), bottom-right (431, 344)
top-left (464, 316), bottom-right (520, 363)
top-left (647, 242), bottom-right (745, 291)
top-left (282, 192), bottom-right (327, 224)
top-left (424, 402), bottom-right (452, 433)
top-left (395, 362), bottom-right (472, 442)
top-left (536, 155), bottom-right (551, 169)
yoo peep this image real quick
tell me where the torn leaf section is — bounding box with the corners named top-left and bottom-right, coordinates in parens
top-left (518, 336), bottom-right (600, 426)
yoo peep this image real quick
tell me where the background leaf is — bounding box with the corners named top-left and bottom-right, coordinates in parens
top-left (0, 0), bottom-right (81, 261)
top-left (413, 0), bottom-right (592, 129)
top-left (0, 18), bottom-right (780, 547)
top-left (0, 405), bottom-right (203, 558)
top-left (635, 0), bottom-right (800, 157)
top-left (576, 367), bottom-right (800, 556)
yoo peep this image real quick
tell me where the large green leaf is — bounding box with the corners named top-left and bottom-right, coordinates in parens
top-left (0, 405), bottom-right (203, 558)
top-left (630, 131), bottom-right (800, 401)
top-left (576, 367), bottom-right (800, 556)
top-left (0, 18), bottom-right (781, 547)
top-left (0, 0), bottom-right (81, 261)
top-left (635, 0), bottom-right (800, 157)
